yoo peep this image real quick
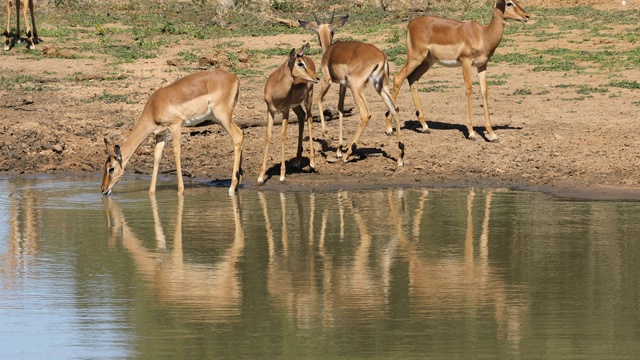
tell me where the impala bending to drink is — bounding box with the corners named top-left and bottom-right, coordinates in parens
top-left (102, 69), bottom-right (244, 196)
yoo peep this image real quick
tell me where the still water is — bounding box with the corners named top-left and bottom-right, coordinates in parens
top-left (1, 176), bottom-right (640, 359)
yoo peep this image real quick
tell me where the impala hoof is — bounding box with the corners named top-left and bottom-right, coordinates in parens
top-left (420, 127), bottom-right (431, 134)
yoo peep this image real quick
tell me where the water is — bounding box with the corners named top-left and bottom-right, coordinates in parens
top-left (1, 177), bottom-right (640, 359)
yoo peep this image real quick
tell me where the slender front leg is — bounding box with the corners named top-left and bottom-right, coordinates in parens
top-left (15, 0), bottom-right (20, 45)
top-left (336, 84), bottom-right (347, 158)
top-left (304, 87), bottom-right (316, 171)
top-left (20, 0), bottom-right (33, 49)
top-left (292, 105), bottom-right (307, 169)
top-left (28, 0), bottom-right (37, 46)
top-left (477, 65), bottom-right (498, 142)
top-left (461, 60), bottom-right (476, 140)
top-left (258, 109), bottom-right (275, 185)
top-left (149, 133), bottom-right (166, 194)
top-left (279, 110), bottom-right (290, 182)
top-left (5, 0), bottom-right (12, 50)
top-left (170, 126), bottom-right (184, 194)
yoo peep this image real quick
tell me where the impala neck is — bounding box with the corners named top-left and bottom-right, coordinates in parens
top-left (318, 27), bottom-right (333, 53)
top-left (485, 7), bottom-right (507, 50)
top-left (119, 113), bottom-right (155, 169)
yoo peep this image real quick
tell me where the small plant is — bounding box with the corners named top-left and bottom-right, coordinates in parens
top-left (511, 89), bottom-right (532, 96)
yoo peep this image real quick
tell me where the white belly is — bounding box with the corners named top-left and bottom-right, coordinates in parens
top-left (183, 106), bottom-right (215, 127)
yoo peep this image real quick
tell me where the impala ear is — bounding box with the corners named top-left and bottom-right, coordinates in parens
top-left (299, 19), bottom-right (319, 32)
top-left (496, 0), bottom-right (506, 12)
top-left (289, 48), bottom-right (297, 63)
top-left (330, 15), bottom-right (348, 31)
top-left (113, 145), bottom-right (123, 163)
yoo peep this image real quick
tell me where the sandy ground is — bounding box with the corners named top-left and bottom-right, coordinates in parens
top-left (1, 1), bottom-right (639, 200)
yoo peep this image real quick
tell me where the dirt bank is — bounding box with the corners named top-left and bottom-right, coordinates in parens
top-left (1, 1), bottom-right (639, 200)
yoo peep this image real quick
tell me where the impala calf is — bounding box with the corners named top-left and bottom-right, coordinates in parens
top-left (299, 13), bottom-right (404, 166)
top-left (258, 43), bottom-right (318, 184)
top-left (102, 69), bottom-right (244, 196)
top-left (4, 0), bottom-right (38, 50)
top-left (388, 0), bottom-right (529, 141)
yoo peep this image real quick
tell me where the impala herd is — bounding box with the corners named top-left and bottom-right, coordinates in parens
top-left (95, 0), bottom-right (529, 196)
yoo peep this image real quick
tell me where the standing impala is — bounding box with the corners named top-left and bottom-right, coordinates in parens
top-left (388, 0), bottom-right (529, 141)
top-left (299, 13), bottom-right (404, 166)
top-left (102, 68), bottom-right (244, 196)
top-left (4, 0), bottom-right (38, 50)
top-left (258, 43), bottom-right (318, 185)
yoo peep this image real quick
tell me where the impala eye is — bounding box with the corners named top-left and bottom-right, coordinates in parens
top-left (506, 2), bottom-right (514, 7)
top-left (297, 61), bottom-right (305, 67)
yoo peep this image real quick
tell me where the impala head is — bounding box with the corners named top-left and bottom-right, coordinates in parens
top-left (298, 11), bottom-right (349, 50)
top-left (288, 43), bottom-right (319, 84)
top-left (102, 138), bottom-right (125, 195)
top-left (497, 0), bottom-right (529, 23)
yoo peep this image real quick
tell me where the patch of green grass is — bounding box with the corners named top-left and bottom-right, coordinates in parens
top-left (576, 85), bottom-right (608, 95)
top-left (94, 91), bottom-right (134, 104)
top-left (385, 45), bottom-right (406, 67)
top-left (511, 89), bottom-right (532, 96)
top-left (607, 80), bottom-right (640, 89)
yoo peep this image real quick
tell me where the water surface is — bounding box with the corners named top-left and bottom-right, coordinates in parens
top-left (1, 177), bottom-right (640, 358)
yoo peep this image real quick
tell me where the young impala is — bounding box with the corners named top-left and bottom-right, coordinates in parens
top-left (4, 0), bottom-right (38, 50)
top-left (388, 0), bottom-right (529, 141)
top-left (299, 13), bottom-right (404, 166)
top-left (102, 68), bottom-right (244, 196)
top-left (258, 43), bottom-right (319, 185)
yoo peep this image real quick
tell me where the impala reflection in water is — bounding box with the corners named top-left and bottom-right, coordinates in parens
top-left (7, 178), bottom-right (638, 358)
top-left (103, 193), bottom-right (245, 322)
top-left (260, 188), bottom-right (527, 349)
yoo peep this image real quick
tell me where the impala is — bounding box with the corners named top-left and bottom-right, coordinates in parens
top-left (258, 43), bottom-right (318, 185)
top-left (388, 0), bottom-right (529, 141)
top-left (4, 0), bottom-right (38, 50)
top-left (299, 13), bottom-right (404, 166)
top-left (102, 68), bottom-right (244, 196)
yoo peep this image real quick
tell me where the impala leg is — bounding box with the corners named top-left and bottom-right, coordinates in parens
top-left (20, 0), bottom-right (33, 49)
top-left (28, 0), bottom-right (37, 45)
top-left (336, 84), bottom-right (347, 158)
top-left (304, 87), bottom-right (316, 172)
top-left (477, 65), bottom-right (498, 142)
top-left (5, 0), bottom-right (11, 50)
top-left (316, 77), bottom-right (332, 147)
top-left (461, 61), bottom-right (476, 141)
top-left (343, 85), bottom-right (370, 162)
top-left (169, 125), bottom-right (184, 194)
top-left (15, 0), bottom-right (20, 44)
top-left (292, 105), bottom-right (305, 168)
top-left (279, 110), bottom-right (290, 182)
top-left (258, 109), bottom-right (276, 185)
top-left (217, 111), bottom-right (244, 195)
top-left (380, 85), bottom-right (404, 166)
top-left (149, 133), bottom-right (167, 194)
top-left (408, 60), bottom-right (433, 133)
